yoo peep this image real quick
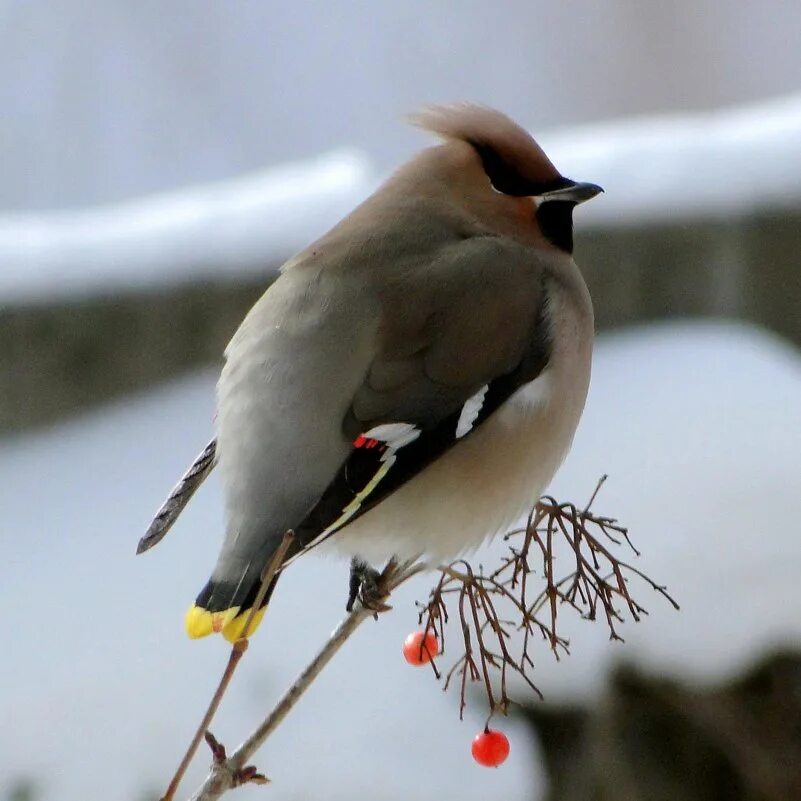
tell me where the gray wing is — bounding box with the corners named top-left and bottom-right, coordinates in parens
top-left (196, 235), bottom-right (550, 624)
top-left (292, 235), bottom-right (551, 552)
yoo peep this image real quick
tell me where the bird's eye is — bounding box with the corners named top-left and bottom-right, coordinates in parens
top-left (469, 142), bottom-right (535, 197)
top-left (469, 141), bottom-right (572, 200)
top-left (468, 140), bottom-right (576, 251)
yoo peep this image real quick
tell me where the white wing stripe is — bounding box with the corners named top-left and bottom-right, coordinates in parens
top-left (281, 422), bottom-right (420, 566)
top-left (363, 422), bottom-right (421, 452)
top-left (455, 384), bottom-right (488, 439)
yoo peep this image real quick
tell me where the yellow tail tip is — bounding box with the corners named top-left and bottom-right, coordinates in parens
top-left (185, 604), bottom-right (267, 641)
top-left (185, 604), bottom-right (240, 639)
top-left (222, 606), bottom-right (267, 643)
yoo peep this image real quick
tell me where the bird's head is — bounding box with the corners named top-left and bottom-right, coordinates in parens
top-left (408, 104), bottom-right (602, 253)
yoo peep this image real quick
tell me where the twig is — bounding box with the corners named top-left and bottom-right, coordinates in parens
top-left (138, 439), bottom-right (217, 554)
top-left (186, 558), bottom-right (425, 801)
top-left (582, 473), bottom-right (608, 515)
top-left (417, 479), bottom-right (677, 719)
top-left (162, 531), bottom-right (295, 801)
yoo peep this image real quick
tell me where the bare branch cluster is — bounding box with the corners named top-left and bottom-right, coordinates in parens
top-left (417, 477), bottom-right (679, 720)
top-left (159, 478), bottom-right (675, 801)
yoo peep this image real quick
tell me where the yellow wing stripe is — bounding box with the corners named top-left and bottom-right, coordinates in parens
top-left (283, 424), bottom-right (422, 567)
top-left (320, 459), bottom-right (393, 538)
top-left (281, 457), bottom-right (396, 571)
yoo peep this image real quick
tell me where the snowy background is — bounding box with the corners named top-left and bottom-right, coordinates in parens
top-left (4, 0), bottom-right (801, 212)
top-left (2, 322), bottom-right (800, 801)
top-left (1, 4), bottom-right (801, 801)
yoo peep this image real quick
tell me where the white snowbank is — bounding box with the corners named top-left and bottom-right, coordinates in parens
top-left (543, 93), bottom-right (801, 226)
top-left (506, 320), bottom-right (801, 697)
top-left (0, 149), bottom-right (374, 305)
top-left (1, 321), bottom-right (799, 801)
top-left (2, 94), bottom-right (801, 307)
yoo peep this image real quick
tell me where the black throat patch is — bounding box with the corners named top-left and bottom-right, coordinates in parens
top-left (536, 201), bottom-right (576, 254)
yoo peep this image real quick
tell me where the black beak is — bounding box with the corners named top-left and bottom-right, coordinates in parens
top-left (537, 181), bottom-right (604, 205)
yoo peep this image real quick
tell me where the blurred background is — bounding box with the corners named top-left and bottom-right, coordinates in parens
top-left (1, 2), bottom-right (800, 800)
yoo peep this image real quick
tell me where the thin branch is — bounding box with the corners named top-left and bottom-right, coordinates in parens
top-left (581, 473), bottom-right (606, 514)
top-left (162, 531), bottom-right (295, 801)
top-left (160, 477), bottom-right (672, 801)
top-left (138, 438), bottom-right (217, 554)
top-left (186, 559), bottom-right (425, 801)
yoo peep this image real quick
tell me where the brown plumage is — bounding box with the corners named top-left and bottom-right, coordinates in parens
top-left (409, 103), bottom-right (561, 187)
top-left (178, 104), bottom-right (603, 642)
top-left (313, 103), bottom-right (586, 256)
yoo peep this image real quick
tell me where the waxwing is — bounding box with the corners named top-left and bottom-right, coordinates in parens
top-left (143, 104), bottom-right (602, 641)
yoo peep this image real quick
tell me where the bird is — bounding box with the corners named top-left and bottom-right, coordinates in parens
top-left (182, 104), bottom-right (602, 642)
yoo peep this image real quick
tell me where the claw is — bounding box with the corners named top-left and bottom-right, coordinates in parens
top-left (347, 557), bottom-right (392, 613)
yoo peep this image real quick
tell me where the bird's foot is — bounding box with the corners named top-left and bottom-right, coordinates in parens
top-left (347, 557), bottom-right (392, 614)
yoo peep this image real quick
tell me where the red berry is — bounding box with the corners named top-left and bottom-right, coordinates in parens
top-left (402, 630), bottom-right (439, 665)
top-left (471, 728), bottom-right (510, 767)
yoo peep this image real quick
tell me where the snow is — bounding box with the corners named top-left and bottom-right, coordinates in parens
top-left (522, 321), bottom-right (801, 696)
top-left (0, 149), bottom-right (374, 306)
top-left (2, 320), bottom-right (800, 801)
top-left (3, 93), bottom-right (801, 306)
top-left (0, 370), bottom-right (540, 801)
top-left (543, 93), bottom-right (801, 226)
